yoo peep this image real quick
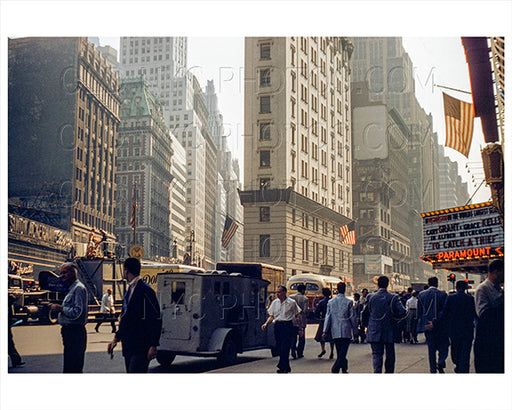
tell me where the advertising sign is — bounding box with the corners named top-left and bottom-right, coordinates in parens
top-left (420, 202), bottom-right (503, 267)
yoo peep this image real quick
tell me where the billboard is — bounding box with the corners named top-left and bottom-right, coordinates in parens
top-left (420, 202), bottom-right (503, 267)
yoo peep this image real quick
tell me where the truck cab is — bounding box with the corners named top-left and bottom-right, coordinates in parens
top-left (156, 270), bottom-right (275, 367)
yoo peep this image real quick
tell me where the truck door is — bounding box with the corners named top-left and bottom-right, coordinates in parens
top-left (161, 278), bottom-right (194, 340)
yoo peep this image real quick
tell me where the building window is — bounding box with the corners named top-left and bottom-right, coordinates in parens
top-left (260, 43), bottom-right (271, 60)
top-left (260, 68), bottom-right (271, 86)
top-left (260, 150), bottom-right (270, 167)
top-left (260, 206), bottom-right (270, 222)
top-left (260, 96), bottom-right (271, 113)
top-left (260, 177), bottom-right (270, 190)
top-left (260, 235), bottom-right (271, 257)
top-left (260, 122), bottom-right (271, 140)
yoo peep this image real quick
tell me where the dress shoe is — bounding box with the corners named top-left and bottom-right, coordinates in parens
top-left (291, 351), bottom-right (297, 359)
top-left (277, 369), bottom-right (290, 373)
top-left (297, 354), bottom-right (304, 359)
top-left (329, 352), bottom-right (334, 360)
top-left (12, 361), bottom-right (25, 368)
top-left (437, 362), bottom-right (445, 373)
top-left (318, 350), bottom-right (326, 358)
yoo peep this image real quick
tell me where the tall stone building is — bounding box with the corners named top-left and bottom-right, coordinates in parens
top-left (205, 80), bottom-right (244, 262)
top-left (115, 77), bottom-right (176, 259)
top-left (242, 37), bottom-right (354, 283)
top-left (8, 37), bottom-right (120, 250)
top-left (351, 82), bottom-right (413, 291)
top-left (351, 37), bottom-right (440, 282)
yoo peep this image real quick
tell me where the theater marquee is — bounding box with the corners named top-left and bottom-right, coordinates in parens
top-left (420, 202), bottom-right (503, 272)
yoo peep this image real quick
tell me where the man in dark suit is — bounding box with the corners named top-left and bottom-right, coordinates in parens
top-left (434, 280), bottom-right (476, 373)
top-left (362, 276), bottom-right (406, 373)
top-left (108, 257), bottom-right (162, 373)
top-left (418, 276), bottom-right (449, 373)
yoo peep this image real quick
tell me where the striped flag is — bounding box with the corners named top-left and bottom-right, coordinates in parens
top-left (340, 222), bottom-right (356, 245)
top-left (221, 215), bottom-right (239, 248)
top-left (443, 92), bottom-right (475, 157)
top-left (341, 230), bottom-right (356, 245)
top-left (130, 200), bottom-right (138, 231)
top-left (339, 225), bottom-right (349, 240)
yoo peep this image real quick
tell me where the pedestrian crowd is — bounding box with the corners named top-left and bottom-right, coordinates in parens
top-left (264, 259), bottom-right (504, 374)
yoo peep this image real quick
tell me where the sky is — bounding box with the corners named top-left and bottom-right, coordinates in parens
top-left (100, 35), bottom-right (491, 204)
top-left (2, 2), bottom-right (511, 410)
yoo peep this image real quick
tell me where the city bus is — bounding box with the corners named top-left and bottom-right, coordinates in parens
top-left (140, 261), bottom-right (205, 291)
top-left (287, 273), bottom-right (343, 313)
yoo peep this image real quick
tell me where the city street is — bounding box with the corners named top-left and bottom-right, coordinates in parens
top-left (8, 323), bottom-right (474, 374)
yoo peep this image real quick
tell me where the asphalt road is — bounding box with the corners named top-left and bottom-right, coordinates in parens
top-left (8, 322), bottom-right (475, 374)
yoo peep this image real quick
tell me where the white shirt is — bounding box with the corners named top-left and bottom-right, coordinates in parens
top-left (406, 296), bottom-right (418, 310)
top-left (267, 297), bottom-right (301, 322)
top-left (100, 292), bottom-right (115, 313)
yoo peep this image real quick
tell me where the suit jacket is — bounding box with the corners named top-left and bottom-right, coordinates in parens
top-left (323, 294), bottom-right (356, 339)
top-left (417, 287), bottom-right (447, 333)
top-left (438, 291), bottom-right (476, 340)
top-left (362, 288), bottom-right (406, 343)
top-left (116, 279), bottom-right (162, 356)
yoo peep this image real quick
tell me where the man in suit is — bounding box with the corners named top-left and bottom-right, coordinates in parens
top-left (474, 259), bottom-right (504, 373)
top-left (289, 284), bottom-right (308, 359)
top-left (418, 276), bottom-right (449, 373)
top-left (362, 276), bottom-right (406, 373)
top-left (433, 280), bottom-right (476, 373)
top-left (108, 258), bottom-right (162, 373)
top-left (323, 282), bottom-right (357, 373)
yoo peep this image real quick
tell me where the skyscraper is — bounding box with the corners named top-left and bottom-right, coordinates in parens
top-left (9, 37), bottom-right (120, 250)
top-left (242, 37), bottom-right (354, 282)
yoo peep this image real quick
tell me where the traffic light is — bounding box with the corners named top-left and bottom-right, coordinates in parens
top-left (447, 273), bottom-right (456, 283)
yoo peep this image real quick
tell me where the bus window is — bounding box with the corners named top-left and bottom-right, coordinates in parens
top-left (306, 283), bottom-right (320, 291)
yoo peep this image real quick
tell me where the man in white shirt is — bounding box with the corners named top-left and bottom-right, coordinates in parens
top-left (95, 288), bottom-right (116, 333)
top-left (261, 285), bottom-right (301, 373)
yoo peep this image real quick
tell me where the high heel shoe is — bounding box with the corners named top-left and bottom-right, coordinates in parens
top-left (318, 350), bottom-right (326, 358)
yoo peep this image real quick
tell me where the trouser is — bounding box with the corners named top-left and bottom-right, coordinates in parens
top-left (370, 342), bottom-right (396, 373)
top-left (291, 326), bottom-right (305, 357)
top-left (124, 352), bottom-right (150, 373)
top-left (8, 326), bottom-right (22, 366)
top-left (425, 330), bottom-right (449, 373)
top-left (275, 321), bottom-right (293, 372)
top-left (95, 314), bottom-right (117, 332)
top-left (332, 338), bottom-right (351, 373)
top-left (450, 337), bottom-right (473, 373)
top-left (61, 324), bottom-right (87, 373)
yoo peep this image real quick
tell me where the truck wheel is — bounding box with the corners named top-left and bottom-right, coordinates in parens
top-left (217, 337), bottom-right (237, 366)
top-left (40, 305), bottom-right (58, 325)
top-left (156, 351), bottom-right (176, 368)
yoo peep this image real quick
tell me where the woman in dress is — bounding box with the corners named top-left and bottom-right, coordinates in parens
top-left (314, 287), bottom-right (335, 359)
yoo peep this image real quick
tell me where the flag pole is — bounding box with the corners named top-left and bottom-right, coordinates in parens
top-left (132, 183), bottom-right (137, 247)
top-left (434, 84), bottom-right (472, 95)
top-left (464, 179), bottom-right (486, 206)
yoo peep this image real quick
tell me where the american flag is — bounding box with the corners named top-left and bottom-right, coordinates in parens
top-left (341, 230), bottom-right (356, 245)
top-left (443, 92), bottom-right (475, 157)
top-left (339, 225), bottom-right (349, 240)
top-left (221, 215), bottom-right (239, 248)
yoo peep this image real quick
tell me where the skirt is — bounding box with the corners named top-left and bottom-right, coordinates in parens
top-left (314, 320), bottom-right (332, 343)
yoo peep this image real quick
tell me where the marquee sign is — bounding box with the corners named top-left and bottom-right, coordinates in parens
top-left (420, 202), bottom-right (503, 266)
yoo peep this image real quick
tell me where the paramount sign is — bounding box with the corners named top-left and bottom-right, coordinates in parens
top-left (420, 202), bottom-right (503, 269)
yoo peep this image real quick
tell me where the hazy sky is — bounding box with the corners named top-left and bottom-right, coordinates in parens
top-left (101, 35), bottom-right (490, 203)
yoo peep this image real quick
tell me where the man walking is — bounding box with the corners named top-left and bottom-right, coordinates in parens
top-left (418, 276), bottom-right (449, 373)
top-left (322, 282), bottom-right (356, 373)
top-left (108, 257), bottom-right (162, 373)
top-left (362, 276), bottom-right (406, 373)
top-left (289, 284), bottom-right (308, 359)
top-left (433, 280), bottom-right (476, 373)
top-left (474, 259), bottom-right (504, 373)
top-left (261, 285), bottom-right (302, 373)
top-left (50, 263), bottom-right (88, 373)
top-left (95, 288), bottom-right (116, 333)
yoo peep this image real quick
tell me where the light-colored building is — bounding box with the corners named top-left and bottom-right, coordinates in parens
top-left (115, 77), bottom-right (174, 259)
top-left (351, 37), bottom-right (440, 282)
top-left (242, 37), bottom-right (354, 283)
